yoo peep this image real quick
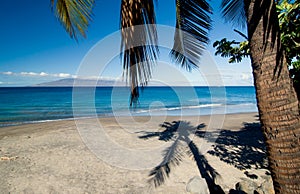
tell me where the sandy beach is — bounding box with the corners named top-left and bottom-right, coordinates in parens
top-left (0, 113), bottom-right (274, 193)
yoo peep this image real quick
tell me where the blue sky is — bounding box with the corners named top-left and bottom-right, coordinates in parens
top-left (0, 0), bottom-right (253, 86)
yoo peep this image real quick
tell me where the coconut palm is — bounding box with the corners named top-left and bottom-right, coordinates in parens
top-left (213, 0), bottom-right (300, 98)
top-left (222, 0), bottom-right (300, 193)
top-left (51, 0), bottom-right (300, 193)
top-left (50, 0), bottom-right (95, 40)
top-left (51, 0), bottom-right (211, 104)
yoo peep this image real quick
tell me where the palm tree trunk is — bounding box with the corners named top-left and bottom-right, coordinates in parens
top-left (245, 0), bottom-right (300, 193)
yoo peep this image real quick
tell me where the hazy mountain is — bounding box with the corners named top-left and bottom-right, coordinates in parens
top-left (35, 78), bottom-right (126, 87)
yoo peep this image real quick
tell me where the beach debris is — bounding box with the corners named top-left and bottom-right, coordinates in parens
top-left (0, 156), bottom-right (18, 161)
top-left (235, 175), bottom-right (275, 194)
top-left (236, 179), bottom-right (258, 194)
top-left (186, 176), bottom-right (209, 194)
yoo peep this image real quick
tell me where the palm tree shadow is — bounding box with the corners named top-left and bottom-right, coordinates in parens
top-left (206, 122), bottom-right (268, 172)
top-left (138, 121), bottom-right (225, 194)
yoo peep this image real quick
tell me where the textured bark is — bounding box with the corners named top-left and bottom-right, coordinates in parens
top-left (245, 0), bottom-right (300, 193)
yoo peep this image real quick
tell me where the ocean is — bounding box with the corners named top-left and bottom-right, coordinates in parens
top-left (0, 86), bottom-right (257, 127)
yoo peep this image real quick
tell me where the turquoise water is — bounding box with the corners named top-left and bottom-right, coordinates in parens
top-left (0, 86), bottom-right (257, 126)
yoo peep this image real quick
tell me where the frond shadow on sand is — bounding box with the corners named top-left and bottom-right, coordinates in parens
top-left (137, 120), bottom-right (225, 194)
top-left (137, 119), bottom-right (268, 193)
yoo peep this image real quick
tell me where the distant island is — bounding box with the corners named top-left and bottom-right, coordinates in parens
top-left (33, 78), bottom-right (177, 87)
top-left (34, 78), bottom-right (251, 87)
top-left (34, 78), bottom-right (126, 87)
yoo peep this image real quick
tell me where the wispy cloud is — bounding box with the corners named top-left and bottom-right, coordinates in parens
top-left (20, 72), bottom-right (39, 76)
top-left (2, 71), bottom-right (14, 75)
top-left (52, 73), bottom-right (73, 78)
top-left (0, 71), bottom-right (122, 81)
top-left (39, 72), bottom-right (48, 76)
top-left (0, 71), bottom-right (119, 86)
top-left (241, 73), bottom-right (252, 80)
top-left (1, 71), bottom-right (74, 78)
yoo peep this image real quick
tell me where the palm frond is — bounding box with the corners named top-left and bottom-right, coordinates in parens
top-left (148, 138), bottom-right (186, 187)
top-left (221, 0), bottom-right (247, 29)
top-left (170, 0), bottom-right (212, 71)
top-left (233, 29), bottom-right (248, 40)
top-left (51, 0), bottom-right (94, 40)
top-left (120, 0), bottom-right (158, 105)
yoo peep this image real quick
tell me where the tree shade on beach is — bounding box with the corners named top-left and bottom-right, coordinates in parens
top-left (51, 0), bottom-right (300, 193)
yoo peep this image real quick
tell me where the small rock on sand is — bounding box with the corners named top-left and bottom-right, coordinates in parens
top-left (186, 176), bottom-right (209, 194)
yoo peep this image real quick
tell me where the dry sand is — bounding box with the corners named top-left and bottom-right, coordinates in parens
top-left (0, 113), bottom-right (272, 193)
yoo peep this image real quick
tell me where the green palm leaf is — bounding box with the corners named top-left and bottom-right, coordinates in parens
top-left (120, 0), bottom-right (158, 105)
top-left (51, 0), bottom-right (95, 40)
top-left (170, 0), bottom-right (212, 71)
top-left (221, 0), bottom-right (246, 28)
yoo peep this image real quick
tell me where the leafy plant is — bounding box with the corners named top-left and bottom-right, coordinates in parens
top-left (213, 0), bottom-right (300, 97)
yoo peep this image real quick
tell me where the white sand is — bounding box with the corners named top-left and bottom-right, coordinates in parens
top-left (0, 113), bottom-right (272, 193)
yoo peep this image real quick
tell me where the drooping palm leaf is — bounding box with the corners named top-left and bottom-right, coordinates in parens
top-left (120, 0), bottom-right (158, 105)
top-left (221, 0), bottom-right (246, 29)
top-left (233, 29), bottom-right (248, 40)
top-left (51, 0), bottom-right (94, 40)
top-left (170, 0), bottom-right (212, 71)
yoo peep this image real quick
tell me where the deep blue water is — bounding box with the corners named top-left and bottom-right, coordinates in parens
top-left (0, 86), bottom-right (257, 126)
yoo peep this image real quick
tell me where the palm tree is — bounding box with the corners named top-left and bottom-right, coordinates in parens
top-left (213, 0), bottom-right (300, 99)
top-left (51, 0), bottom-right (211, 104)
top-left (222, 0), bottom-right (300, 193)
top-left (51, 0), bottom-right (300, 193)
top-left (246, 1), bottom-right (300, 192)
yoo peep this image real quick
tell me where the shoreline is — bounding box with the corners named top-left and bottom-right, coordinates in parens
top-left (0, 112), bottom-right (259, 140)
top-left (0, 112), bottom-right (258, 137)
top-left (0, 111), bottom-right (258, 128)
